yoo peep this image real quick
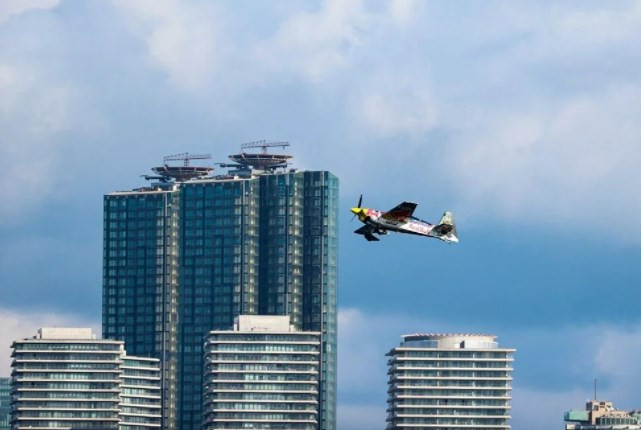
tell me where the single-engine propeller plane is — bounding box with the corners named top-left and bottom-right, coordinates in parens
top-left (351, 195), bottom-right (458, 243)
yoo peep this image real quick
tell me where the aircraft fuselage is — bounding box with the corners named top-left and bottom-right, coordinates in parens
top-left (359, 208), bottom-right (435, 237)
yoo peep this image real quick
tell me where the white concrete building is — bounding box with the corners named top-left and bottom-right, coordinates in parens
top-left (203, 315), bottom-right (321, 430)
top-left (120, 356), bottom-right (162, 429)
top-left (386, 333), bottom-right (515, 430)
top-left (10, 328), bottom-right (161, 430)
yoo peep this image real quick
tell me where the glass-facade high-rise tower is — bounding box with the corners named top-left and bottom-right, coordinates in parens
top-left (103, 147), bottom-right (338, 430)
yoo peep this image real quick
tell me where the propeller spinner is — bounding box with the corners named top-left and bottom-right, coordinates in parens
top-left (351, 194), bottom-right (364, 221)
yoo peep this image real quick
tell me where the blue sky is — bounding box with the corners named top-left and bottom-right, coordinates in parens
top-left (1, 1), bottom-right (641, 428)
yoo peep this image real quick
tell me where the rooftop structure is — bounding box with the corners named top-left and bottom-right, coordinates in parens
top-left (141, 142), bottom-right (294, 188)
top-left (36, 326), bottom-right (95, 339)
top-left (401, 333), bottom-right (499, 349)
top-left (149, 153), bottom-right (214, 182)
top-left (225, 140), bottom-right (293, 174)
top-left (565, 400), bottom-right (641, 429)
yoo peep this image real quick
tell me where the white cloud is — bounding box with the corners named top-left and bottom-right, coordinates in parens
top-left (255, 0), bottom-right (371, 82)
top-left (0, 307), bottom-right (100, 377)
top-left (2, 0), bottom-right (641, 240)
top-left (335, 1), bottom-right (641, 239)
top-left (528, 2), bottom-right (641, 60)
top-left (594, 326), bottom-right (641, 406)
top-left (349, 73), bottom-right (439, 138)
top-left (388, 0), bottom-right (424, 27)
top-left (0, 62), bottom-right (79, 222)
top-left (0, 64), bottom-right (74, 136)
top-left (253, 0), bottom-right (425, 84)
top-left (113, 0), bottom-right (227, 90)
top-left (448, 84), bottom-right (641, 236)
top-left (0, 0), bottom-right (59, 24)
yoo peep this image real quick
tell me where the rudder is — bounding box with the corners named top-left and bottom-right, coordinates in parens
top-left (434, 211), bottom-right (458, 243)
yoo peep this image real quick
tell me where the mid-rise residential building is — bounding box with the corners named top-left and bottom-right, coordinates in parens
top-left (565, 400), bottom-right (641, 429)
top-left (102, 145), bottom-right (338, 430)
top-left (0, 377), bottom-right (10, 430)
top-left (10, 327), bottom-right (160, 430)
top-left (386, 333), bottom-right (515, 429)
top-left (203, 315), bottom-right (320, 430)
top-left (120, 356), bottom-right (162, 429)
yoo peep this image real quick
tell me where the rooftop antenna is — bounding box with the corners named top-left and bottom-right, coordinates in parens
top-left (163, 153), bottom-right (212, 167)
top-left (594, 378), bottom-right (597, 401)
top-left (241, 140), bottom-right (290, 154)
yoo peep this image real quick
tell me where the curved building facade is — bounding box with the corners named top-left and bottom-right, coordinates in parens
top-left (386, 334), bottom-right (515, 429)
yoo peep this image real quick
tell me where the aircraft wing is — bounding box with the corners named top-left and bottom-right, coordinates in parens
top-left (354, 225), bottom-right (380, 241)
top-left (382, 201), bottom-right (417, 222)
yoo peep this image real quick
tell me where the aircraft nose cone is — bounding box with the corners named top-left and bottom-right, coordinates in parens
top-left (351, 207), bottom-right (360, 215)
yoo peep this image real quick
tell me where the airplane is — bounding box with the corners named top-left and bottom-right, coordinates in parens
top-left (350, 195), bottom-right (459, 243)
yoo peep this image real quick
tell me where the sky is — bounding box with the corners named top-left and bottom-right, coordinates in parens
top-left (1, 1), bottom-right (641, 428)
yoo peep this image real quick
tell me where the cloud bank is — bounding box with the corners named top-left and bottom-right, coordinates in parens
top-left (0, 0), bottom-right (639, 239)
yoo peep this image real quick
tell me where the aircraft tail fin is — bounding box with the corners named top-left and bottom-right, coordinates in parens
top-left (434, 211), bottom-right (458, 243)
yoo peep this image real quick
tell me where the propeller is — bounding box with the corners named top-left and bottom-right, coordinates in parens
top-left (351, 194), bottom-right (363, 221)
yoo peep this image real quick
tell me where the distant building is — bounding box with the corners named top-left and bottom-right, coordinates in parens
top-left (203, 315), bottom-right (321, 430)
top-left (103, 144), bottom-right (338, 430)
top-left (0, 378), bottom-right (9, 430)
top-left (10, 327), bottom-right (160, 430)
top-left (565, 400), bottom-right (641, 429)
top-left (386, 333), bottom-right (515, 429)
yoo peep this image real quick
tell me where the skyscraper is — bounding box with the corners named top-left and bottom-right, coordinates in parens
top-left (203, 315), bottom-right (321, 429)
top-left (386, 333), bottom-right (515, 429)
top-left (0, 378), bottom-right (9, 430)
top-left (103, 144), bottom-right (338, 430)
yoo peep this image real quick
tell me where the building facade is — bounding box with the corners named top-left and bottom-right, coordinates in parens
top-left (103, 150), bottom-right (338, 430)
top-left (386, 333), bottom-right (515, 430)
top-left (203, 315), bottom-right (320, 429)
top-left (10, 328), bottom-right (160, 430)
top-left (0, 378), bottom-right (9, 430)
top-left (120, 357), bottom-right (162, 429)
